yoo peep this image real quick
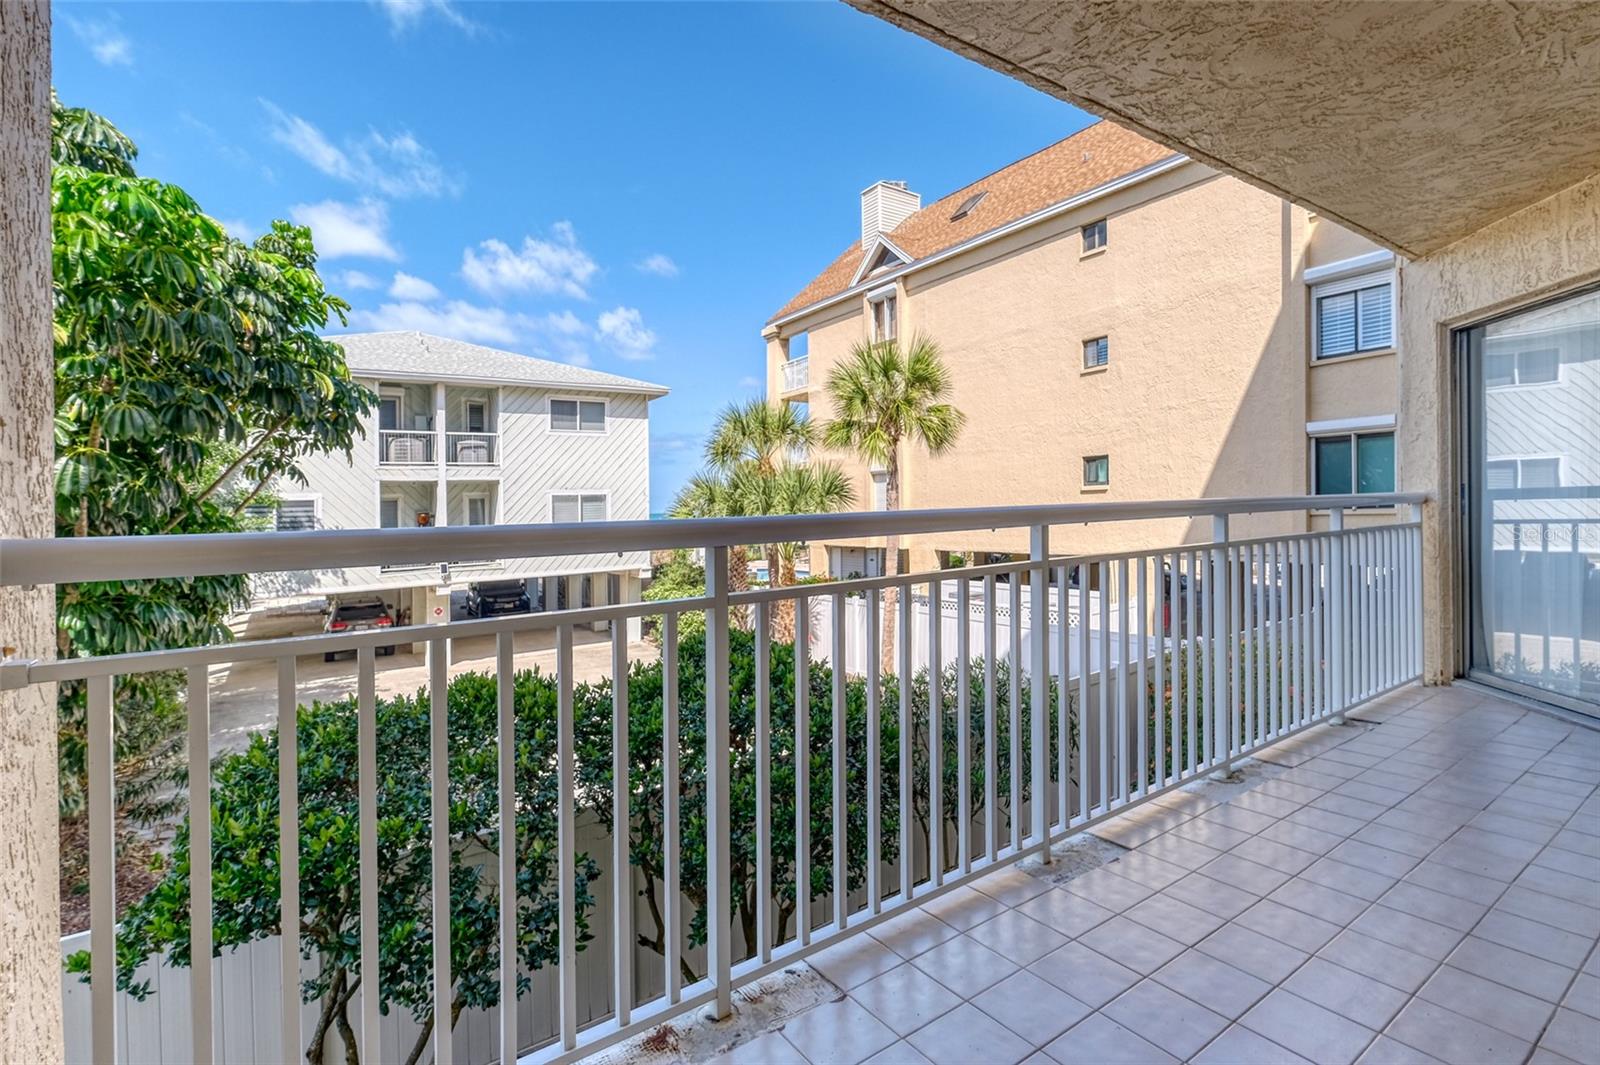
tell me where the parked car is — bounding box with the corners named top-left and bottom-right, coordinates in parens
top-left (323, 596), bottom-right (396, 661)
top-left (465, 579), bottom-right (531, 618)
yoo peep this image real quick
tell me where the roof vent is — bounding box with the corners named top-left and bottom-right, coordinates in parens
top-left (861, 180), bottom-right (920, 245)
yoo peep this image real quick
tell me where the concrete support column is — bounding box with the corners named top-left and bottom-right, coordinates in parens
top-left (0, 3), bottom-right (65, 1058)
top-left (433, 382), bottom-right (447, 527)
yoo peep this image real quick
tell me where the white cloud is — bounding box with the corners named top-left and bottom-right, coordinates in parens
top-left (263, 102), bottom-right (460, 199)
top-left (542, 310), bottom-right (588, 336)
top-left (67, 15), bottom-right (132, 67)
top-left (335, 269), bottom-right (382, 291)
top-left (596, 306), bottom-right (657, 360)
top-left (636, 253), bottom-right (680, 278)
top-left (374, 0), bottom-right (479, 34)
top-left (389, 271), bottom-right (442, 301)
top-left (737, 375), bottom-right (762, 391)
top-left (289, 199), bottom-right (399, 261)
top-left (461, 222), bottom-right (598, 299)
top-left (347, 300), bottom-right (529, 346)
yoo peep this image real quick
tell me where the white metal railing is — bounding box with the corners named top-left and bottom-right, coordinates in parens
top-left (446, 431), bottom-right (498, 465)
top-left (781, 356), bottom-right (808, 393)
top-left (377, 429), bottom-right (436, 465)
top-left (0, 494), bottom-right (1425, 1065)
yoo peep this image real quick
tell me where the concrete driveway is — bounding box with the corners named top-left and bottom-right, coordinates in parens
top-left (207, 626), bottom-right (659, 756)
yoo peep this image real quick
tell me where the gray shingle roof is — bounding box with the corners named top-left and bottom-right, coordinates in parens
top-left (327, 331), bottom-right (669, 397)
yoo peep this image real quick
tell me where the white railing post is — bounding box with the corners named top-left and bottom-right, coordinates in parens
top-left (1209, 515), bottom-right (1230, 778)
top-left (187, 667), bottom-right (214, 1065)
top-left (1328, 508), bottom-right (1347, 723)
top-left (704, 545), bottom-right (732, 1020)
top-left (1029, 525), bottom-right (1050, 860)
top-left (1410, 502), bottom-right (1424, 678)
top-left (87, 674), bottom-right (116, 1065)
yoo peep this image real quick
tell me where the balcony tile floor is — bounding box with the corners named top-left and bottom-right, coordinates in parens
top-left (707, 685), bottom-right (1600, 1065)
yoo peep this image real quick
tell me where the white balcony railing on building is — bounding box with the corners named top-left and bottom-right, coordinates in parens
top-left (781, 355), bottom-right (808, 393)
top-left (377, 429), bottom-right (436, 465)
top-left (0, 494), bottom-right (1425, 1065)
top-left (446, 432), bottom-right (498, 466)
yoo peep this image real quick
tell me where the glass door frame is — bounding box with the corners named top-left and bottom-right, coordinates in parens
top-left (1453, 281), bottom-right (1600, 716)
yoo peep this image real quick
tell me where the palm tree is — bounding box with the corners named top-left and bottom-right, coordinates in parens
top-left (694, 399), bottom-right (853, 638)
top-left (823, 333), bottom-right (966, 675)
top-left (669, 470), bottom-right (752, 598)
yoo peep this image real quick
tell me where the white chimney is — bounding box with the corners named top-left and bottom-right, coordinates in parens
top-left (861, 180), bottom-right (920, 245)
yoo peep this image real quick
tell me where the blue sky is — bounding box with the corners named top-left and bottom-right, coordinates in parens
top-left (54, 0), bottom-right (1092, 511)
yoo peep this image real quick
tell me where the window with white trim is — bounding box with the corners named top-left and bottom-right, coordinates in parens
top-left (1314, 271), bottom-right (1394, 359)
top-left (1485, 347), bottom-right (1559, 387)
top-left (1083, 336), bottom-right (1109, 369)
top-left (379, 497), bottom-right (401, 529)
top-left (465, 494), bottom-right (491, 526)
top-left (1312, 431), bottom-right (1395, 494)
top-left (550, 398), bottom-right (606, 432)
top-left (870, 470), bottom-right (888, 511)
top-left (1082, 218), bottom-right (1107, 252)
top-left (551, 493), bottom-right (607, 523)
top-left (271, 497), bottom-right (318, 531)
top-left (870, 292), bottom-right (897, 342)
top-left (1083, 455), bottom-right (1109, 487)
top-left (1486, 457), bottom-right (1561, 491)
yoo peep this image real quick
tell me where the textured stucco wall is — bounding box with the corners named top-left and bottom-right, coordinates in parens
top-left (1397, 171), bottom-right (1600, 683)
top-left (0, 1), bottom-right (64, 1058)
top-left (767, 165), bottom-right (1402, 572)
top-left (851, 1), bottom-right (1600, 258)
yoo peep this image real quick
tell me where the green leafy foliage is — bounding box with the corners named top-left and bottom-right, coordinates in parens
top-left (68, 673), bottom-right (600, 1065)
top-left (641, 549), bottom-right (708, 643)
top-left (49, 94), bottom-right (374, 825)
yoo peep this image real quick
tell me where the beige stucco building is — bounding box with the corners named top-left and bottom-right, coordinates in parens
top-left (765, 123), bottom-right (1403, 579)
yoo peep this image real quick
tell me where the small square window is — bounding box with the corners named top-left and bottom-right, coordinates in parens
top-left (1312, 431), bottom-right (1395, 495)
top-left (1083, 336), bottom-right (1109, 369)
top-left (1314, 276), bottom-right (1394, 359)
top-left (1083, 455), bottom-right (1109, 487)
top-left (1082, 219), bottom-right (1107, 252)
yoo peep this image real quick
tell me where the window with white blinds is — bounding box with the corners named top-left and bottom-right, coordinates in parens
top-left (1486, 457), bottom-right (1561, 491)
top-left (277, 498), bottom-right (318, 531)
top-left (551, 493), bottom-right (607, 523)
top-left (551, 398), bottom-right (607, 432)
top-left (1314, 271), bottom-right (1394, 359)
top-left (1083, 336), bottom-right (1109, 368)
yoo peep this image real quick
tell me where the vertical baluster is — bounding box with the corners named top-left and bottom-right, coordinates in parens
top-left (749, 607), bottom-right (766, 967)
top-left (1011, 572), bottom-right (1024, 852)
top-left (1055, 564), bottom-right (1071, 826)
top-left (610, 627), bottom-right (631, 1028)
top-left (1077, 566), bottom-right (1091, 818)
top-left (1512, 523), bottom-right (1524, 675)
top-left (1389, 525), bottom-right (1401, 688)
top-left (957, 579), bottom-right (972, 872)
top-left (1311, 538), bottom-right (1324, 720)
top-left (186, 667), bottom-right (214, 1065)
top-left (1411, 505), bottom-right (1424, 677)
top-left (1300, 538), bottom-right (1312, 725)
top-left (1186, 550), bottom-right (1199, 777)
top-left (1137, 557), bottom-right (1148, 797)
top-left (1228, 543), bottom-right (1241, 758)
top-left (1097, 561), bottom-right (1110, 811)
top-left (832, 592), bottom-right (849, 925)
top-left (1155, 556), bottom-right (1168, 788)
top-left (1278, 541), bottom-right (1291, 734)
top-left (277, 657), bottom-right (301, 1061)
top-left (495, 635), bottom-right (517, 1059)
top-left (928, 580), bottom-right (944, 884)
top-left (1116, 557), bottom-right (1130, 805)
top-left (1209, 518), bottom-right (1229, 769)
top-left (1329, 511), bottom-right (1346, 717)
top-left (555, 628), bottom-right (578, 1048)
top-left (1029, 528), bottom-right (1050, 854)
top-left (704, 546), bottom-right (732, 1019)
top-left (357, 646), bottom-right (383, 1062)
top-left (1243, 544), bottom-right (1256, 749)
top-left (87, 673), bottom-right (116, 1065)
top-left (795, 593), bottom-right (811, 942)
top-left (1358, 531), bottom-right (1371, 699)
top-left (899, 583), bottom-right (914, 896)
top-left (866, 590), bottom-right (882, 914)
top-left (985, 574), bottom-right (1000, 861)
top-left (428, 639), bottom-right (453, 1065)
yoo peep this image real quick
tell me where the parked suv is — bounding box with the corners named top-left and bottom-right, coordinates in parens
top-left (323, 596), bottom-right (396, 661)
top-left (465, 579), bottom-right (532, 618)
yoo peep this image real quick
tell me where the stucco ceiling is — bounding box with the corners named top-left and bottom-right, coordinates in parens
top-left (848, 1), bottom-right (1600, 258)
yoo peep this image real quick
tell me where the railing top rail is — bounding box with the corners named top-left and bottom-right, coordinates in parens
top-left (0, 493), bottom-right (1424, 587)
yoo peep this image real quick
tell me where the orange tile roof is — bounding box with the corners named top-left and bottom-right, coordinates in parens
top-left (768, 122), bottom-right (1178, 324)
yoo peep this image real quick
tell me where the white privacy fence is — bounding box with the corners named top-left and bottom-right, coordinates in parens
top-left (1, 495), bottom-right (1425, 1065)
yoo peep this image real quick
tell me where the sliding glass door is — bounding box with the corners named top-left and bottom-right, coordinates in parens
top-left (1460, 286), bottom-right (1600, 714)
